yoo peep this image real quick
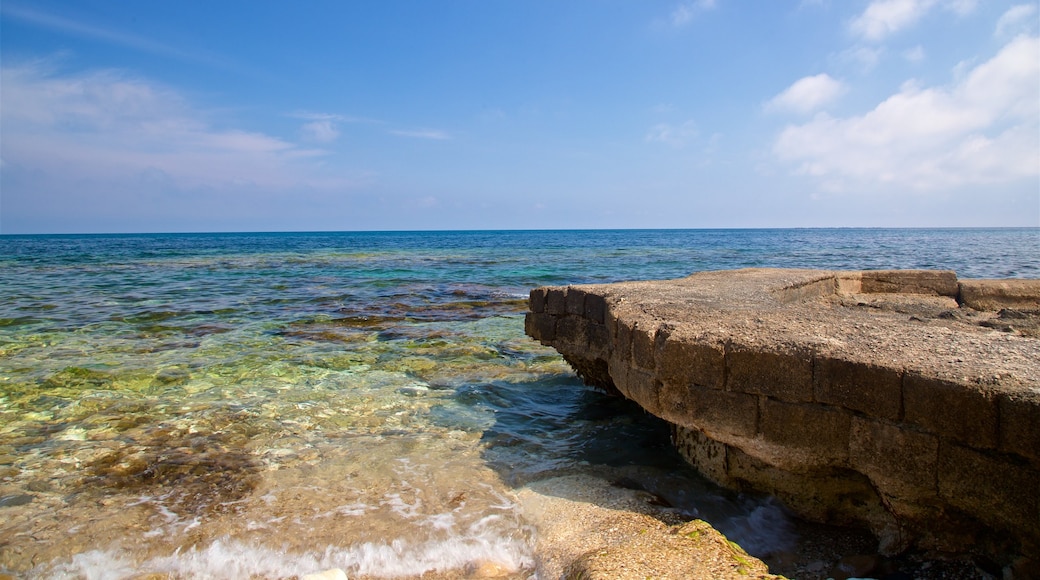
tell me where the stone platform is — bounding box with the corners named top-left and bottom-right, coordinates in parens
top-left (525, 269), bottom-right (1040, 562)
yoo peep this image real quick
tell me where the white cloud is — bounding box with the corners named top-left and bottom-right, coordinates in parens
top-left (669, 0), bottom-right (716, 27)
top-left (996, 4), bottom-right (1039, 38)
top-left (904, 45), bottom-right (926, 62)
top-left (0, 62), bottom-right (347, 192)
top-left (850, 0), bottom-right (938, 41)
top-left (944, 0), bottom-right (978, 17)
top-left (645, 120), bottom-right (699, 147)
top-left (835, 45), bottom-right (886, 71)
top-left (389, 129), bottom-right (451, 140)
top-left (766, 74), bottom-right (848, 115)
top-left (849, 0), bottom-right (976, 41)
top-left (773, 35), bottom-right (1040, 192)
top-left (300, 119), bottom-right (340, 142)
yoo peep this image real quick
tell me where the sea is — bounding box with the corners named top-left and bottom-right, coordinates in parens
top-left (1, 228), bottom-right (1037, 579)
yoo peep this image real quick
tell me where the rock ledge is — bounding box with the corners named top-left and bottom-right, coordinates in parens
top-left (525, 269), bottom-right (1040, 562)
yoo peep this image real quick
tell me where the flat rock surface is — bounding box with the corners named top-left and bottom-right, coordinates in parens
top-left (517, 474), bottom-right (779, 580)
top-left (580, 268), bottom-right (1039, 394)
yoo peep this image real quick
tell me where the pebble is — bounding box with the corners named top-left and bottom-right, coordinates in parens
top-left (465, 560), bottom-right (513, 577)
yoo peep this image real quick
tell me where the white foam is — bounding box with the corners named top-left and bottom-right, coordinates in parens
top-left (33, 534), bottom-right (534, 579)
top-left (715, 498), bottom-right (797, 557)
top-left (382, 492), bottom-right (422, 519)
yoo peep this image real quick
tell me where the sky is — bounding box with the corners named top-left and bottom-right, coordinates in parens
top-left (1, 0), bottom-right (1038, 233)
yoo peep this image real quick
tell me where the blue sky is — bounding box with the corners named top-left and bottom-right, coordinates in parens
top-left (1, 1), bottom-right (1038, 233)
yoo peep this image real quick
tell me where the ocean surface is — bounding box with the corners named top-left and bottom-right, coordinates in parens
top-left (1, 228), bottom-right (1037, 578)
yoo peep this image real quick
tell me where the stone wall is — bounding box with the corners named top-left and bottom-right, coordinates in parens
top-left (525, 269), bottom-right (1040, 562)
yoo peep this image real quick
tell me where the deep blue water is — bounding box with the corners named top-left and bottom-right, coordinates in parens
top-left (0, 228), bottom-right (1036, 578)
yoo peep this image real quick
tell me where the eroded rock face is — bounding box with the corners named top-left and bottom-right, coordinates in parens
top-left (525, 269), bottom-right (1040, 562)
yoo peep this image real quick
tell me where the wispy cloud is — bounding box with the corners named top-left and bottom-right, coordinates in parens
top-left (996, 4), bottom-right (1039, 38)
top-left (773, 35), bottom-right (1039, 192)
top-left (0, 62), bottom-right (348, 192)
top-left (290, 112), bottom-right (355, 144)
top-left (834, 45), bottom-right (886, 72)
top-left (0, 3), bottom-right (230, 69)
top-left (645, 120), bottom-right (699, 147)
top-left (903, 45), bottom-right (927, 63)
top-left (389, 129), bottom-right (451, 140)
top-left (669, 0), bottom-right (717, 27)
top-left (850, 0), bottom-right (938, 42)
top-left (765, 74), bottom-right (847, 115)
top-left (849, 0), bottom-right (978, 42)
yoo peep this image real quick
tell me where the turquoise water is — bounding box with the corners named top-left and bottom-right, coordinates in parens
top-left (1, 229), bottom-right (1037, 578)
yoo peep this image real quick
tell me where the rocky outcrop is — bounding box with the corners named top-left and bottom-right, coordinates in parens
top-left (525, 269), bottom-right (1040, 562)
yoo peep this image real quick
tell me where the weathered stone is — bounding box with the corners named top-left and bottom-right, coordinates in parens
top-left (903, 372), bottom-right (998, 450)
top-left (671, 426), bottom-right (730, 486)
top-left (725, 446), bottom-right (888, 531)
top-left (555, 316), bottom-right (589, 350)
top-left (655, 332), bottom-right (724, 390)
top-left (584, 293), bottom-right (607, 324)
top-left (757, 399), bottom-right (850, 468)
top-left (959, 278), bottom-right (1040, 311)
top-left (525, 312), bottom-right (556, 343)
top-left (526, 268), bottom-right (1040, 562)
top-left (631, 323), bottom-right (657, 371)
top-left (658, 383), bottom-right (757, 440)
top-left (545, 288), bottom-right (567, 315)
top-left (860, 269), bottom-right (959, 296)
top-left (999, 390), bottom-right (1040, 464)
top-left (849, 416), bottom-right (938, 500)
top-left (814, 357), bottom-right (902, 421)
top-left (938, 443), bottom-right (1040, 552)
top-left (587, 322), bottom-right (611, 359)
top-left (621, 367), bottom-right (661, 414)
top-left (726, 343), bottom-right (813, 403)
top-left (529, 287), bottom-right (547, 313)
top-left (565, 287), bottom-right (586, 315)
top-left (613, 317), bottom-right (635, 368)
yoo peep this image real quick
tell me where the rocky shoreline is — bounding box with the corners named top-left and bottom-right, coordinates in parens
top-left (526, 269), bottom-right (1040, 578)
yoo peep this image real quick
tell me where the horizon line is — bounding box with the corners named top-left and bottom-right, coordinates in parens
top-left (2, 225), bottom-right (1038, 237)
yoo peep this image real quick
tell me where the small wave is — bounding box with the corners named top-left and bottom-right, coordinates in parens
top-left (35, 533), bottom-right (534, 579)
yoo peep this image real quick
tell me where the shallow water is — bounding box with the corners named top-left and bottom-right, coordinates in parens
top-left (1, 229), bottom-right (1036, 578)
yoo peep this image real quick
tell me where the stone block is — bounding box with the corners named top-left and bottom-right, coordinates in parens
top-left (672, 426), bottom-right (730, 486)
top-left (959, 279), bottom-right (1040, 311)
top-left (774, 275), bottom-right (837, 304)
top-left (545, 288), bottom-right (567, 315)
top-left (587, 322), bottom-right (611, 359)
top-left (861, 270), bottom-right (959, 297)
top-left (903, 373), bottom-right (998, 449)
top-left (584, 293), bottom-right (606, 324)
top-left (608, 356), bottom-right (628, 395)
top-left (849, 417), bottom-right (938, 500)
top-left (631, 323), bottom-right (657, 371)
top-left (620, 367), bottom-right (661, 413)
top-left (555, 316), bottom-right (588, 350)
top-left (938, 443), bottom-right (1040, 539)
top-left (529, 288), bottom-right (547, 313)
top-left (613, 317), bottom-right (634, 367)
top-left (565, 287), bottom-right (586, 315)
top-left (814, 357), bottom-right (902, 421)
top-left (726, 446), bottom-right (885, 528)
top-left (657, 382), bottom-right (758, 439)
top-left (726, 343), bottom-right (813, 403)
top-left (999, 390), bottom-right (1040, 465)
top-left (759, 399), bottom-right (850, 466)
top-left (524, 312), bottom-right (556, 343)
top-left (655, 333), bottom-right (725, 390)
